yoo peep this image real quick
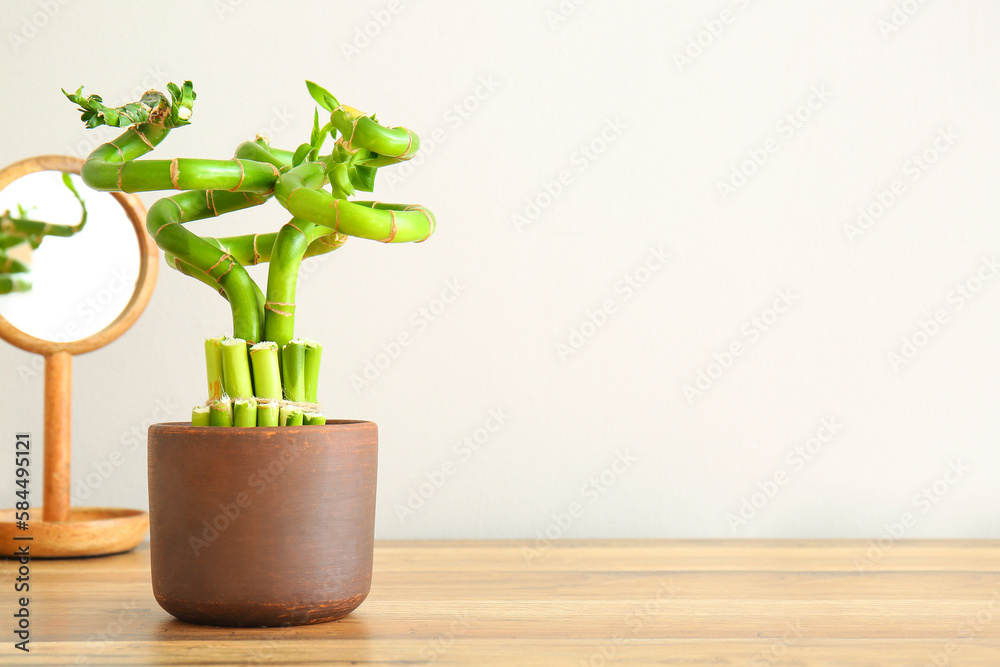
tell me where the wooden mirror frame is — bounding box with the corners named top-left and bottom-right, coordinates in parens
top-left (0, 155), bottom-right (158, 355)
top-left (0, 155), bottom-right (157, 557)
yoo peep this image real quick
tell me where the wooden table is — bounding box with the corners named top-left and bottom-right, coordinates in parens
top-left (4, 540), bottom-right (1000, 665)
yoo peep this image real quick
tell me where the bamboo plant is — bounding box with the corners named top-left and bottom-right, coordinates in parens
top-left (0, 174), bottom-right (87, 294)
top-left (65, 80), bottom-right (435, 426)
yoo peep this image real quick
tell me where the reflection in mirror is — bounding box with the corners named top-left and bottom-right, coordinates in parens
top-left (0, 170), bottom-right (139, 342)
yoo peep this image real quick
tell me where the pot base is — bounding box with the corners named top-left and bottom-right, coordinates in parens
top-left (156, 591), bottom-right (368, 627)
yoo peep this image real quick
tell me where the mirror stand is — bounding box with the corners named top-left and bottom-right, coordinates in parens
top-left (0, 155), bottom-right (158, 557)
top-left (44, 350), bottom-right (71, 523)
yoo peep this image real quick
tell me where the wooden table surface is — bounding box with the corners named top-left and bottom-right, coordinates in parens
top-left (3, 540), bottom-right (1000, 666)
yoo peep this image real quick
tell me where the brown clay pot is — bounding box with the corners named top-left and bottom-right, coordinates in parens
top-left (147, 420), bottom-right (377, 627)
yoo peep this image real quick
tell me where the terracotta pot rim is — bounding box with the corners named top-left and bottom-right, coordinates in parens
top-left (149, 419), bottom-right (374, 435)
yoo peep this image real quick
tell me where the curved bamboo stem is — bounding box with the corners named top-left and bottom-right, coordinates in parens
top-left (275, 163), bottom-right (435, 243)
top-left (145, 190), bottom-right (266, 342)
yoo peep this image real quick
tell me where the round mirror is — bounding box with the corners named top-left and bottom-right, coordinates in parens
top-left (0, 155), bottom-right (156, 355)
top-left (0, 155), bottom-right (157, 558)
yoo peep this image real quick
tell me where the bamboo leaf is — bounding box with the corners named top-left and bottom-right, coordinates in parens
top-left (310, 109), bottom-right (320, 146)
top-left (305, 80), bottom-right (339, 112)
top-left (308, 110), bottom-right (325, 161)
top-left (349, 165), bottom-right (378, 192)
top-left (292, 143), bottom-right (311, 167)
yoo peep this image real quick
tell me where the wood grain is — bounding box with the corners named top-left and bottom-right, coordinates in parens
top-left (41, 351), bottom-right (71, 522)
top-left (3, 540), bottom-right (999, 665)
top-left (0, 507), bottom-right (148, 558)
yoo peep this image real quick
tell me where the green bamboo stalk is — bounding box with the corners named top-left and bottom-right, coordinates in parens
top-left (221, 337), bottom-right (253, 399)
top-left (256, 400), bottom-right (279, 427)
top-left (274, 162), bottom-right (435, 243)
top-left (213, 227), bottom-right (345, 267)
top-left (280, 406), bottom-right (303, 426)
top-left (87, 156), bottom-right (280, 195)
top-left (304, 412), bottom-right (326, 426)
top-left (320, 99), bottom-right (420, 160)
top-left (191, 405), bottom-right (211, 426)
top-left (81, 124), bottom-right (171, 186)
top-left (204, 337), bottom-right (225, 401)
top-left (233, 397), bottom-right (257, 427)
top-left (249, 341), bottom-right (281, 401)
top-left (263, 219), bottom-right (318, 349)
top-left (145, 191), bottom-right (266, 342)
top-left (281, 339), bottom-right (306, 402)
top-left (162, 226), bottom-right (344, 278)
top-left (209, 398), bottom-right (233, 427)
top-left (164, 251), bottom-right (267, 330)
top-left (303, 339), bottom-right (322, 403)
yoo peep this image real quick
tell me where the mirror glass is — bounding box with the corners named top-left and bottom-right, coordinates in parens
top-left (0, 171), bottom-right (140, 343)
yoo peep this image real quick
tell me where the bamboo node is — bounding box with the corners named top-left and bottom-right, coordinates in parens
top-left (135, 127), bottom-right (155, 150)
top-left (399, 130), bottom-right (413, 158)
top-left (153, 220), bottom-right (178, 241)
top-left (206, 252), bottom-right (233, 275)
top-left (230, 159), bottom-right (246, 192)
top-left (170, 158), bottom-right (181, 189)
top-left (416, 208), bottom-right (435, 242)
top-left (109, 141), bottom-right (126, 164)
top-left (264, 301), bottom-right (295, 317)
top-left (380, 210), bottom-right (397, 243)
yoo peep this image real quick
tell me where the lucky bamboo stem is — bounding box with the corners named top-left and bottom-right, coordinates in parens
top-left (280, 406), bottom-right (303, 426)
top-left (257, 400), bottom-right (279, 427)
top-left (274, 162), bottom-right (435, 243)
top-left (204, 337), bottom-right (225, 401)
top-left (233, 397), bottom-right (257, 427)
top-left (191, 405), bottom-right (211, 426)
top-left (303, 339), bottom-right (322, 404)
top-left (209, 398), bottom-right (233, 427)
top-left (305, 412), bottom-right (325, 426)
top-left (221, 337), bottom-right (253, 398)
top-left (249, 341), bottom-right (281, 401)
top-left (263, 218), bottom-right (316, 349)
top-left (281, 339), bottom-right (306, 402)
top-left (146, 191), bottom-right (266, 342)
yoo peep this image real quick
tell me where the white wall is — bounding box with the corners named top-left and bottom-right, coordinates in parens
top-left (1, 0), bottom-right (999, 540)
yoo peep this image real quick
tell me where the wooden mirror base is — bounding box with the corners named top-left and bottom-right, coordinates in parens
top-left (0, 507), bottom-right (149, 558)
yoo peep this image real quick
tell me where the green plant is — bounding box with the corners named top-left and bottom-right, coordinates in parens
top-left (0, 173), bottom-right (87, 294)
top-left (65, 80), bottom-right (435, 426)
